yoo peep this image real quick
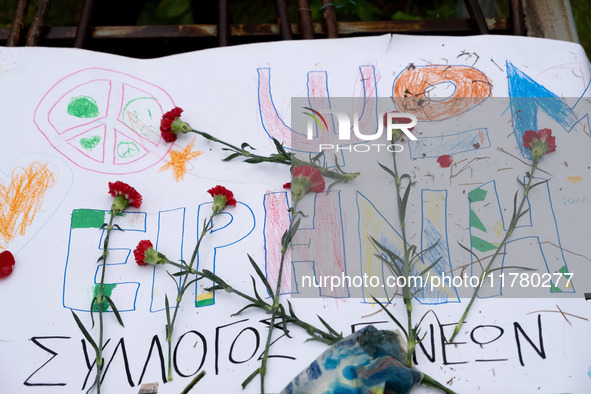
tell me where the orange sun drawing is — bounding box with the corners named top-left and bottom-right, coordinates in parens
top-left (160, 138), bottom-right (202, 181)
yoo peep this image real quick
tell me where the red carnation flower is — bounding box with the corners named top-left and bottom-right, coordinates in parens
top-left (134, 240), bottom-right (153, 266)
top-left (164, 106), bottom-right (183, 121)
top-left (292, 166), bottom-right (325, 192)
top-left (283, 182), bottom-right (291, 189)
top-left (133, 240), bottom-right (168, 266)
top-left (160, 107), bottom-right (192, 143)
top-left (108, 181), bottom-right (142, 213)
top-left (0, 250), bottom-right (15, 278)
top-left (160, 107), bottom-right (183, 143)
top-left (290, 165), bottom-right (325, 200)
top-left (208, 185), bottom-right (236, 215)
top-left (383, 113), bottom-right (414, 141)
top-left (523, 128), bottom-right (556, 159)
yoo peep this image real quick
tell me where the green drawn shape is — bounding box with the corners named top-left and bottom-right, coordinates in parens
top-left (471, 235), bottom-right (498, 253)
top-left (196, 298), bottom-right (215, 307)
top-left (550, 282), bottom-right (563, 293)
top-left (79, 135), bottom-right (101, 150)
top-left (468, 188), bottom-right (487, 203)
top-left (470, 210), bottom-right (487, 232)
top-left (71, 209), bottom-right (105, 229)
top-left (92, 284), bottom-right (118, 312)
top-left (558, 266), bottom-right (569, 276)
top-left (67, 96), bottom-right (99, 118)
top-left (117, 141), bottom-right (140, 158)
top-left (122, 97), bottom-right (155, 120)
top-left (121, 97), bottom-right (158, 135)
top-left (290, 239), bottom-right (312, 249)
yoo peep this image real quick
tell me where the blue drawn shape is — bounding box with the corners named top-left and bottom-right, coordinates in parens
top-left (425, 81), bottom-right (457, 102)
top-left (417, 190), bottom-right (459, 304)
top-left (468, 179), bottom-right (574, 297)
top-left (150, 207), bottom-right (186, 312)
top-left (408, 128), bottom-right (490, 159)
top-left (291, 260), bottom-right (319, 296)
top-left (263, 191), bottom-right (291, 296)
top-left (305, 71), bottom-right (336, 141)
top-left (587, 366), bottom-right (591, 379)
top-left (194, 201), bottom-right (256, 307)
top-left (356, 190), bottom-right (456, 305)
top-left (356, 192), bottom-right (406, 303)
top-left (291, 191), bottom-right (349, 298)
top-left (63, 210), bottom-right (146, 312)
top-left (570, 79), bottom-right (591, 135)
top-left (507, 62), bottom-right (580, 158)
top-left (210, 211), bottom-right (233, 234)
top-left (264, 191), bottom-right (349, 298)
top-left (257, 65), bottom-right (380, 167)
top-left (304, 71), bottom-right (346, 169)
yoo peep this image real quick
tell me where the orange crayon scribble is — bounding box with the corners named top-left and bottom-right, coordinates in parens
top-left (126, 110), bottom-right (153, 130)
top-left (160, 138), bottom-right (202, 181)
top-left (0, 162), bottom-right (55, 249)
top-left (125, 110), bottom-right (160, 143)
top-left (126, 110), bottom-right (157, 133)
top-left (393, 65), bottom-right (492, 122)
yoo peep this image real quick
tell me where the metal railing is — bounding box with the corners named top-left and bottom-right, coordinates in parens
top-left (1, 0), bottom-right (530, 57)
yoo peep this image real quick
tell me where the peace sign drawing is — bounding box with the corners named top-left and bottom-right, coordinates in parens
top-left (34, 68), bottom-right (175, 174)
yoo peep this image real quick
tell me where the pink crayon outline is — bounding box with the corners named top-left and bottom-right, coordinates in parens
top-left (47, 79), bottom-right (111, 135)
top-left (65, 123), bottom-right (107, 163)
top-left (34, 67), bottom-right (175, 175)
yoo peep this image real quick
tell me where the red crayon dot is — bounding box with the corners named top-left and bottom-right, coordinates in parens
top-left (437, 155), bottom-right (453, 168)
top-left (0, 250), bottom-right (15, 278)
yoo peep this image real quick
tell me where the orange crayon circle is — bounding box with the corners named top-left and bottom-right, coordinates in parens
top-left (392, 65), bottom-right (492, 122)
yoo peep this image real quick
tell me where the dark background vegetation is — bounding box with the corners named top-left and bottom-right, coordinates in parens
top-left (0, 0), bottom-right (589, 58)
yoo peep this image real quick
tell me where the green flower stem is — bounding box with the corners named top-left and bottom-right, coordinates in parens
top-left (190, 129), bottom-right (289, 164)
top-left (259, 251), bottom-right (286, 393)
top-left (291, 157), bottom-right (359, 182)
top-left (258, 201), bottom-right (299, 393)
top-left (199, 268), bottom-right (341, 345)
top-left (283, 315), bottom-right (341, 345)
top-left (422, 373), bottom-right (457, 394)
top-left (391, 151), bottom-right (417, 367)
top-left (203, 271), bottom-right (273, 312)
top-left (95, 211), bottom-right (116, 394)
top-left (390, 153), bottom-right (459, 393)
top-left (450, 158), bottom-right (540, 342)
top-left (180, 370), bottom-right (206, 394)
top-left (166, 215), bottom-right (215, 382)
top-left (188, 129), bottom-right (359, 183)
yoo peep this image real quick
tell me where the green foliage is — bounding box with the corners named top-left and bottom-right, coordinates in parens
top-left (1, 0), bottom-right (588, 61)
top-left (424, 3), bottom-right (456, 19)
top-left (138, 0), bottom-right (193, 25)
top-left (571, 0), bottom-right (591, 59)
top-left (391, 0), bottom-right (456, 21)
top-left (0, 0), bottom-right (82, 27)
top-left (392, 11), bottom-right (422, 21)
